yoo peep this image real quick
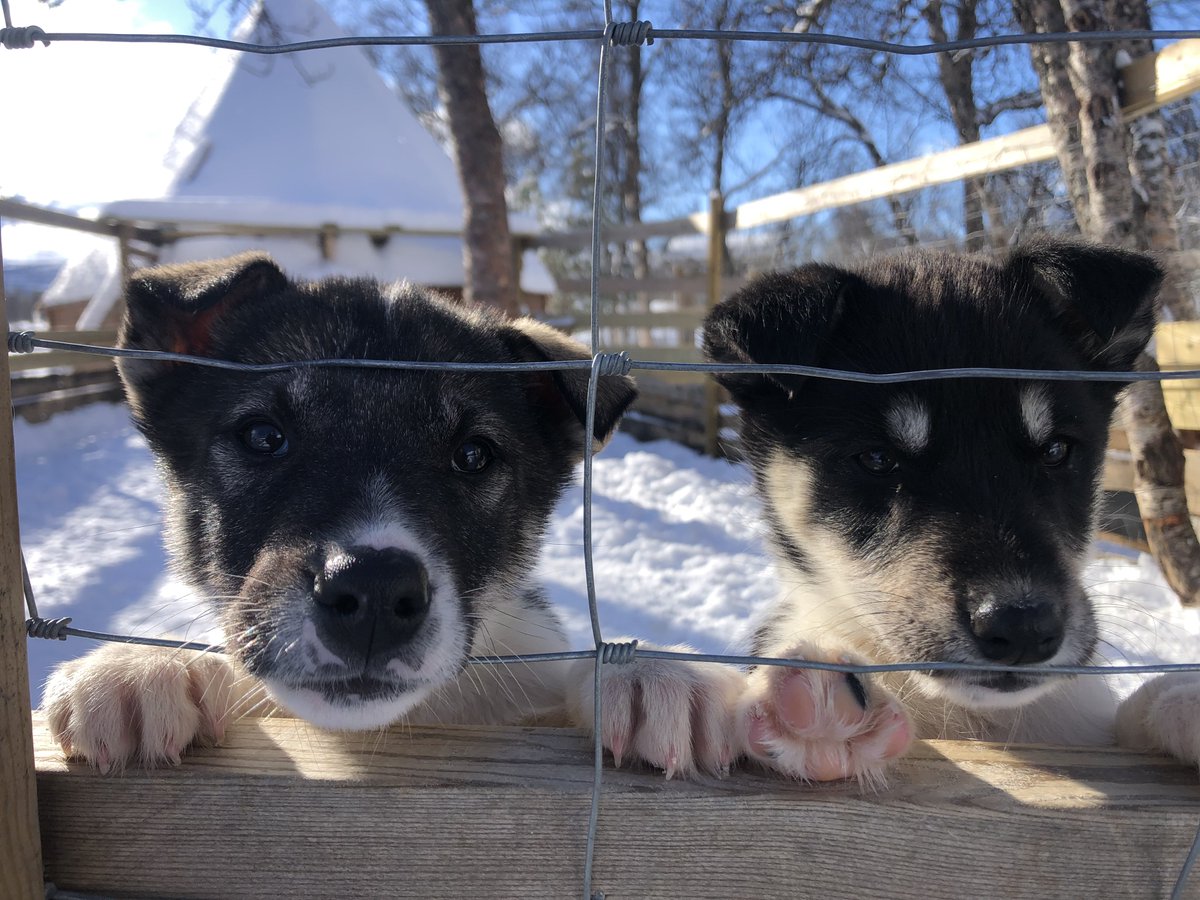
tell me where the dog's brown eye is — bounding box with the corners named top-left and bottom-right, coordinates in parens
top-left (239, 421), bottom-right (289, 457)
top-left (452, 439), bottom-right (493, 474)
top-left (856, 449), bottom-right (898, 475)
top-left (1039, 439), bottom-right (1071, 467)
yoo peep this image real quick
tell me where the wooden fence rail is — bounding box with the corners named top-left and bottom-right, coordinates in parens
top-left (31, 714), bottom-right (1200, 900)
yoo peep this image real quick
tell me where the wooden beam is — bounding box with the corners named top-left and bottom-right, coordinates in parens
top-left (557, 275), bottom-right (748, 295)
top-left (0, 198), bottom-right (161, 244)
top-left (732, 40), bottom-right (1200, 232)
top-left (532, 39), bottom-right (1200, 249)
top-left (7, 331), bottom-right (120, 376)
top-left (596, 310), bottom-right (703, 330)
top-left (32, 715), bottom-right (1200, 899)
top-left (0, 231), bottom-right (45, 900)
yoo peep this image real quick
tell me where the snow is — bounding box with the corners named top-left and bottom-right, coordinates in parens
top-left (33, 0), bottom-right (555, 318)
top-left (15, 402), bottom-right (1200, 708)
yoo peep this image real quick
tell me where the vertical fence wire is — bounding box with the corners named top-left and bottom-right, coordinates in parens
top-left (583, 4), bottom-right (616, 892)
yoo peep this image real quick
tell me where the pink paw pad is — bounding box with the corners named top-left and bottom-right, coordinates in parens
top-left (741, 653), bottom-right (912, 784)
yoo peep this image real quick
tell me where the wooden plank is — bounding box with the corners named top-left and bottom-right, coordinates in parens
top-left (559, 275), bottom-right (749, 296)
top-left (731, 40), bottom-right (1200, 230)
top-left (32, 714), bottom-right (1200, 899)
top-left (1120, 39), bottom-right (1200, 117)
top-left (7, 331), bottom-right (121, 376)
top-left (534, 40), bottom-right (1200, 249)
top-left (597, 310), bottom-right (704, 330)
top-left (0, 230), bottom-right (45, 900)
top-left (0, 197), bottom-right (161, 244)
top-left (1103, 446), bottom-right (1200, 510)
top-left (1156, 321), bottom-right (1200, 430)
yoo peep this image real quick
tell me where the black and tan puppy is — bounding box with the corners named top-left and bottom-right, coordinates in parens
top-left (572, 239), bottom-right (1200, 783)
top-left (42, 253), bottom-right (636, 769)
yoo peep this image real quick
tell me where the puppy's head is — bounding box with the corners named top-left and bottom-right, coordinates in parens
top-left (119, 253), bottom-right (635, 728)
top-left (705, 239), bottom-right (1159, 709)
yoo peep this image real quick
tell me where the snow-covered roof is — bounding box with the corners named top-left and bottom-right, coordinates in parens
top-left (40, 245), bottom-right (118, 308)
top-left (134, 0), bottom-right (465, 227)
top-left (44, 0), bottom-right (553, 322)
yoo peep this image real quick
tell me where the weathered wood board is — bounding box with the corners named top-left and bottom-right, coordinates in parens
top-left (32, 715), bottom-right (1200, 900)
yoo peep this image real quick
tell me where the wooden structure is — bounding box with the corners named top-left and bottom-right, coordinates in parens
top-left (1, 232), bottom-right (45, 900)
top-left (31, 714), bottom-right (1200, 899)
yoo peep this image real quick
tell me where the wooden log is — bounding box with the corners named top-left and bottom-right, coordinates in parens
top-left (32, 714), bottom-right (1200, 899)
top-left (0, 231), bottom-right (45, 900)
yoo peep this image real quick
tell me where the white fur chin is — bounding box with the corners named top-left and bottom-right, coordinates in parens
top-left (263, 679), bottom-right (436, 730)
top-left (917, 672), bottom-right (1065, 711)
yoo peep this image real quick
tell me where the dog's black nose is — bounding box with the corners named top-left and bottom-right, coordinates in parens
top-left (311, 548), bottom-right (431, 659)
top-left (969, 599), bottom-right (1064, 665)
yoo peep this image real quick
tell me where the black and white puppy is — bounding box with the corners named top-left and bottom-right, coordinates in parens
top-left (42, 253), bottom-right (636, 770)
top-left (575, 239), bottom-right (1200, 783)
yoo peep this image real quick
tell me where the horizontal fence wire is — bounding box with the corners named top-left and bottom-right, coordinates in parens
top-left (20, 619), bottom-right (1200, 678)
top-left (12, 332), bottom-right (1200, 384)
top-left (4, 25), bottom-right (1200, 55)
top-left (6, 8), bottom-right (1200, 900)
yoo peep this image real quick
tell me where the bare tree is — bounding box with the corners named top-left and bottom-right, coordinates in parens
top-left (1014, 0), bottom-right (1200, 604)
top-left (922, 0), bottom-right (1037, 250)
top-left (423, 0), bottom-right (518, 314)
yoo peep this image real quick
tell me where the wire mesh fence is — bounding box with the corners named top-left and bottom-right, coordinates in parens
top-left (6, 3), bottom-right (1200, 898)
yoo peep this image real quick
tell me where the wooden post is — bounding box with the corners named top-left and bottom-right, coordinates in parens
top-left (0, 230), bottom-right (45, 899)
top-left (702, 192), bottom-right (724, 457)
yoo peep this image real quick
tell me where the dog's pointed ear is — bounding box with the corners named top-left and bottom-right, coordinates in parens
top-left (118, 253), bottom-right (289, 399)
top-left (1007, 239), bottom-right (1161, 371)
top-left (121, 253), bottom-right (289, 357)
top-left (500, 318), bottom-right (637, 453)
top-left (702, 264), bottom-right (853, 408)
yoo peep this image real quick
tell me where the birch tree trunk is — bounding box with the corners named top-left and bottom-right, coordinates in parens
top-left (1014, 0), bottom-right (1200, 604)
top-left (1109, 0), bottom-right (1194, 319)
top-left (1012, 0), bottom-right (1092, 234)
top-left (424, 0), bottom-right (519, 315)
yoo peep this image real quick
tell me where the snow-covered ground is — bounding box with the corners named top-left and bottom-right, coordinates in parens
top-left (14, 402), bottom-right (1199, 706)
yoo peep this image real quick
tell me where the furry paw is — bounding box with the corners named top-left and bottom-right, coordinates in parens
top-left (1116, 673), bottom-right (1200, 764)
top-left (567, 641), bottom-right (746, 778)
top-left (42, 644), bottom-right (238, 772)
top-left (738, 643), bottom-right (912, 784)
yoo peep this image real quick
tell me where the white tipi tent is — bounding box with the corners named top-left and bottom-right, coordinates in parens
top-left (40, 0), bottom-right (553, 329)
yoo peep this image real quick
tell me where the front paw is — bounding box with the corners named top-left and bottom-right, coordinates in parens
top-left (568, 640), bottom-right (745, 779)
top-left (1117, 673), bottom-right (1200, 764)
top-left (42, 644), bottom-right (237, 772)
top-left (739, 642), bottom-right (912, 785)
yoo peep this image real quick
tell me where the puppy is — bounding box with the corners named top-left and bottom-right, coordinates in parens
top-left (42, 253), bottom-right (636, 770)
top-left (575, 239), bottom-right (1200, 783)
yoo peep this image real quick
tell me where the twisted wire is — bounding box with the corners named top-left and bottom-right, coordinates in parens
top-left (0, 26), bottom-right (46, 49)
top-left (7, 331), bottom-right (34, 354)
top-left (25, 616), bottom-right (71, 641)
top-left (607, 21), bottom-right (653, 47)
top-left (597, 640), bottom-right (638, 664)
